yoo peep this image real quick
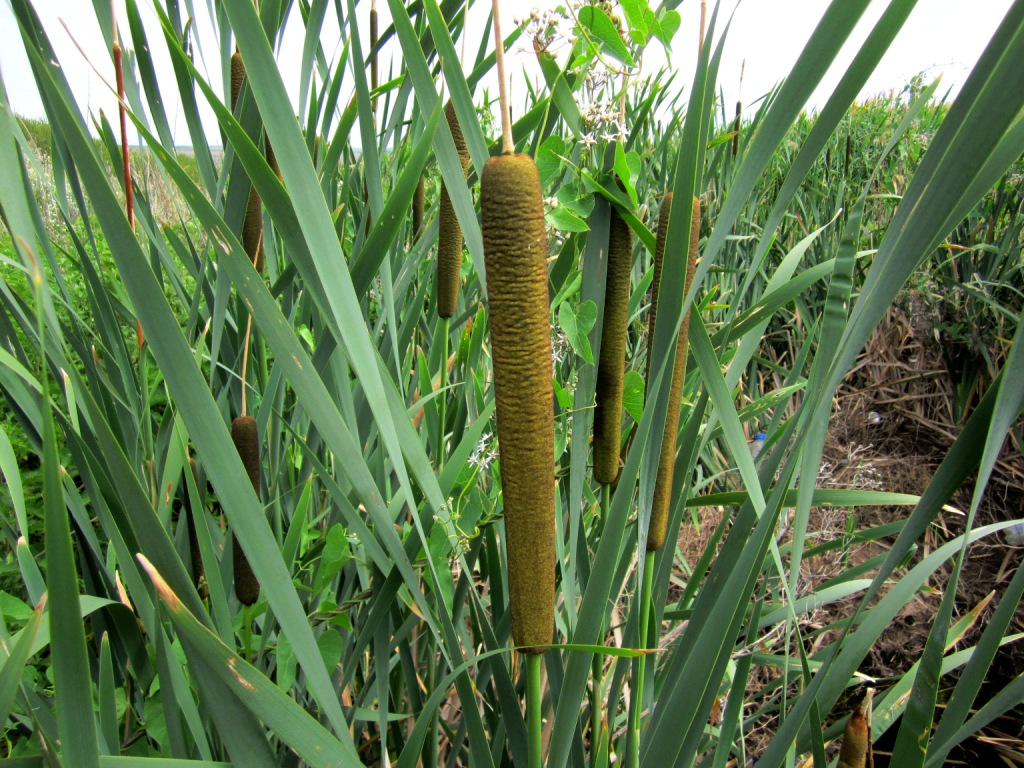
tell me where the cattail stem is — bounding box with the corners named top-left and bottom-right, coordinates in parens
top-left (527, 653), bottom-right (543, 768)
top-left (437, 316), bottom-right (449, 469)
top-left (589, 483), bottom-right (611, 768)
top-left (241, 603), bottom-right (252, 661)
top-left (698, 0), bottom-right (707, 54)
top-left (491, 0), bottom-right (513, 154)
top-left (423, 658), bottom-right (440, 768)
top-left (112, 28), bottom-right (133, 230)
top-left (628, 550), bottom-right (655, 768)
top-left (112, 10), bottom-right (143, 348)
top-left (240, 314), bottom-right (253, 417)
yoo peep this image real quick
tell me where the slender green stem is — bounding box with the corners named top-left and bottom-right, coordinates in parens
top-left (528, 653), bottom-right (544, 768)
top-left (241, 604), bottom-right (252, 662)
top-left (590, 483), bottom-right (611, 767)
top-left (437, 316), bottom-right (449, 471)
top-left (423, 653), bottom-right (439, 768)
top-left (628, 550), bottom-right (655, 768)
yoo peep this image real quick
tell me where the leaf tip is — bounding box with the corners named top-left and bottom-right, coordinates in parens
top-left (136, 554), bottom-right (181, 610)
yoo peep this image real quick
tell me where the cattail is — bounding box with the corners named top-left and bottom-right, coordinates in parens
top-left (437, 100), bottom-right (471, 318)
top-left (844, 133), bottom-right (853, 177)
top-left (182, 458), bottom-right (207, 599)
top-left (230, 416), bottom-right (261, 605)
top-left (230, 48), bottom-right (245, 109)
top-left (731, 101), bottom-right (741, 158)
top-left (412, 176), bottom-right (425, 243)
top-left (593, 205), bottom-right (633, 485)
top-left (645, 194), bottom-right (701, 552)
top-left (837, 689), bottom-right (873, 768)
top-left (230, 49), bottom-right (265, 274)
top-left (481, 153), bottom-right (555, 653)
top-left (266, 139), bottom-right (282, 183)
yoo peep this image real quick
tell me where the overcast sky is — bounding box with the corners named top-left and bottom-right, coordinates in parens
top-left (0, 0), bottom-right (1015, 146)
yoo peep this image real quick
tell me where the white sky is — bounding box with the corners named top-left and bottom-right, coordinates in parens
top-left (0, 0), bottom-right (1015, 146)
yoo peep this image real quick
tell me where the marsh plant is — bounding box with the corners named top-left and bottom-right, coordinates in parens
top-left (0, 0), bottom-right (1023, 766)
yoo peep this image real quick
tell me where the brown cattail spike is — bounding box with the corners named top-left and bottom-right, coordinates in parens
top-left (230, 49), bottom-right (265, 274)
top-left (266, 138), bottom-right (282, 183)
top-left (230, 415), bottom-right (261, 605)
top-left (482, 153), bottom-right (555, 653)
top-left (230, 48), bottom-right (245, 111)
top-left (646, 195), bottom-right (701, 552)
top-left (732, 101), bottom-right (741, 158)
top-left (593, 205), bottom-right (633, 485)
top-left (437, 100), bottom-right (471, 318)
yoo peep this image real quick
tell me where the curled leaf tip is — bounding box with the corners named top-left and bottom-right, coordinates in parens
top-left (136, 553), bottom-right (181, 610)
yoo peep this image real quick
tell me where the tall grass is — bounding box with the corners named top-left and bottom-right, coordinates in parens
top-left (0, 0), bottom-right (1023, 766)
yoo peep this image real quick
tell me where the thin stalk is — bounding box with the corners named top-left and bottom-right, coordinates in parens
top-left (424, 654), bottom-right (439, 768)
top-left (628, 550), bottom-right (655, 768)
top-left (112, 7), bottom-right (143, 350)
top-left (698, 0), bottom-right (707, 54)
top-left (590, 483), bottom-right (611, 767)
top-left (528, 653), bottom-right (543, 768)
top-left (140, 347), bottom-right (156, 505)
top-left (491, 0), bottom-right (513, 154)
top-left (112, 17), bottom-right (133, 230)
top-left (437, 316), bottom-right (449, 469)
top-left (242, 603), bottom-right (252, 661)
top-left (241, 314), bottom-right (253, 417)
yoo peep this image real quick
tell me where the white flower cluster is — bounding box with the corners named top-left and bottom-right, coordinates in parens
top-left (513, 3), bottom-right (581, 55)
top-left (580, 97), bottom-right (627, 145)
top-left (468, 431), bottom-right (498, 470)
top-left (514, 3), bottom-right (634, 150)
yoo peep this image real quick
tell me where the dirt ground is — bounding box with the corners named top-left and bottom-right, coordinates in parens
top-left (675, 300), bottom-right (1024, 765)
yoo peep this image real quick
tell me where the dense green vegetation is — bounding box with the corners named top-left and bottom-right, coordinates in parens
top-left (0, 0), bottom-right (1022, 766)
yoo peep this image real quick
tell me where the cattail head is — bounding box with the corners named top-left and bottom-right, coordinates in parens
top-left (646, 195), bottom-right (701, 552)
top-left (242, 186), bottom-right (265, 273)
top-left (644, 193), bottom-right (673, 386)
top-left (229, 49), bottom-right (265, 273)
top-left (593, 205), bottom-right (633, 485)
top-left (230, 48), bottom-right (245, 113)
top-left (266, 138), bottom-right (282, 183)
top-left (437, 100), bottom-right (472, 318)
top-left (732, 101), bottom-right (742, 157)
top-left (230, 415), bottom-right (261, 605)
top-left (481, 153), bottom-right (555, 653)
